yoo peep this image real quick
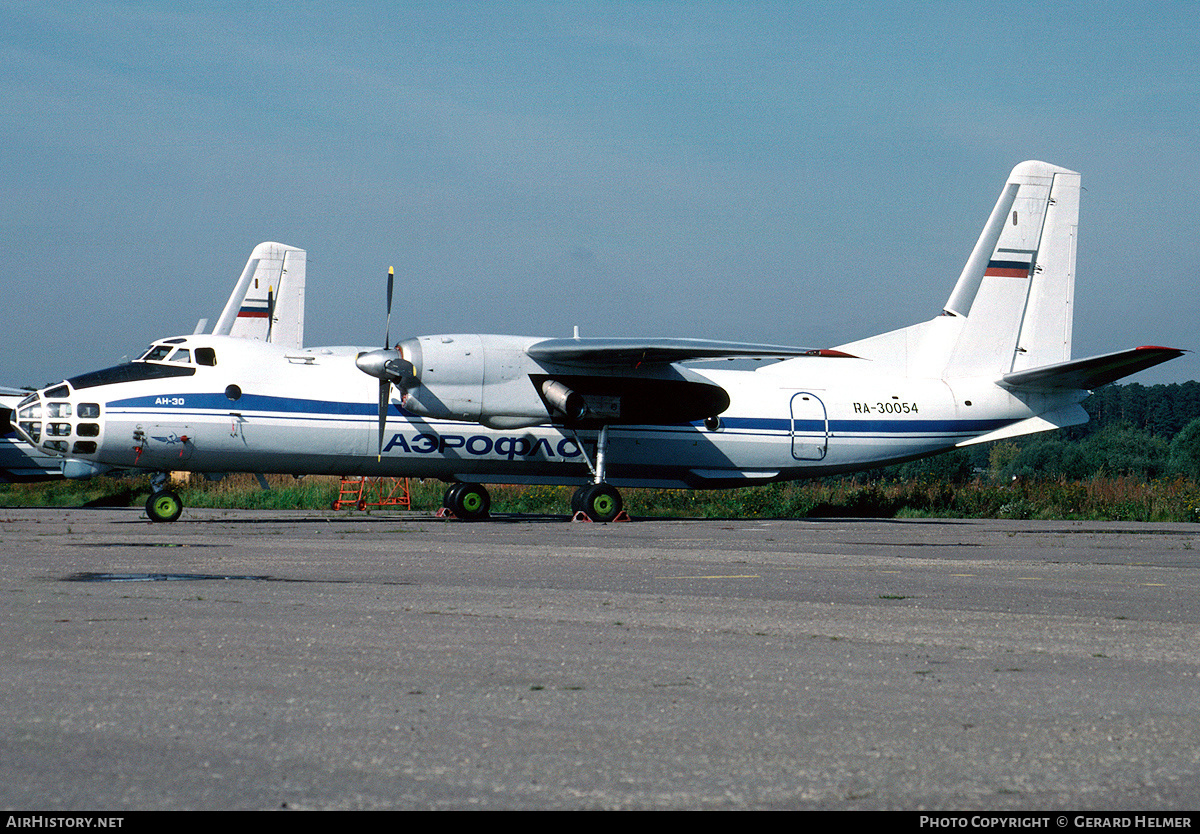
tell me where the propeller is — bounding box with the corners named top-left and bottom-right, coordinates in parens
top-left (356, 267), bottom-right (419, 459)
top-left (385, 265), bottom-right (393, 348)
top-left (378, 267), bottom-right (393, 460)
top-left (265, 285), bottom-right (275, 343)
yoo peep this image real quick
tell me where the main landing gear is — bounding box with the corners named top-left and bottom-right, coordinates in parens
top-left (570, 481), bottom-right (623, 523)
top-left (440, 427), bottom-right (627, 523)
top-left (569, 425), bottom-right (625, 523)
top-left (146, 472), bottom-right (183, 523)
top-left (440, 479), bottom-right (623, 522)
top-left (441, 482), bottom-right (491, 520)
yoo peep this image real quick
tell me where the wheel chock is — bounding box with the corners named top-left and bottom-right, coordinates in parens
top-left (571, 510), bottom-right (632, 523)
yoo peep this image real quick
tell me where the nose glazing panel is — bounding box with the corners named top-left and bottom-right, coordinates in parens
top-left (13, 384), bottom-right (103, 457)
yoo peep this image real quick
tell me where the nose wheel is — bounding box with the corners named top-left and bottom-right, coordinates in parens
top-left (146, 489), bottom-right (183, 523)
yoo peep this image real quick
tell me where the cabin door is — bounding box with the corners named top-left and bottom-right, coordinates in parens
top-left (790, 392), bottom-right (828, 461)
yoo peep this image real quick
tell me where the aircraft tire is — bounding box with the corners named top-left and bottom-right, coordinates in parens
top-left (146, 490), bottom-right (183, 523)
top-left (450, 483), bottom-right (490, 520)
top-left (443, 483), bottom-right (464, 511)
top-left (578, 483), bottom-right (621, 523)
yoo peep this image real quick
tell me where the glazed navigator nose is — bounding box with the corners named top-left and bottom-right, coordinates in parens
top-left (12, 384), bottom-right (104, 459)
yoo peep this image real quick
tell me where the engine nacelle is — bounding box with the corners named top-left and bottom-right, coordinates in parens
top-left (376, 333), bottom-right (732, 429)
top-left (399, 334), bottom-right (553, 426)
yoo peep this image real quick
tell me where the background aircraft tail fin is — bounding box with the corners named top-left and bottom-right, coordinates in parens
top-left (211, 242), bottom-right (307, 349)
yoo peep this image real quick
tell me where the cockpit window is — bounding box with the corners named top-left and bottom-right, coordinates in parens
top-left (169, 349), bottom-right (191, 363)
top-left (195, 347), bottom-right (216, 366)
top-left (139, 345), bottom-right (174, 362)
top-left (68, 362), bottom-right (195, 390)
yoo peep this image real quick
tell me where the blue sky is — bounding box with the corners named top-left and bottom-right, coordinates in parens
top-left (2, 1), bottom-right (1197, 387)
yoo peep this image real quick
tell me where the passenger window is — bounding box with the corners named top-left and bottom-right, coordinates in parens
top-left (195, 347), bottom-right (217, 366)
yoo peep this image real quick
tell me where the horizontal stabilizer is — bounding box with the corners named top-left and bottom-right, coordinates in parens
top-left (527, 338), bottom-right (850, 367)
top-left (998, 346), bottom-right (1185, 391)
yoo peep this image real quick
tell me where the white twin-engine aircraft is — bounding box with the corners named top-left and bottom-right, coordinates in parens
top-left (12, 161), bottom-right (1184, 522)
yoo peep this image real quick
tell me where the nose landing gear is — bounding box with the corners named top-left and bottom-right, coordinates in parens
top-left (146, 489), bottom-right (183, 523)
top-left (146, 472), bottom-right (183, 523)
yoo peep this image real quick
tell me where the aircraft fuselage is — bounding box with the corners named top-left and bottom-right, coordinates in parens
top-left (14, 334), bottom-right (1056, 490)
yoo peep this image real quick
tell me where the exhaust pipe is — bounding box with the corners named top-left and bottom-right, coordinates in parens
top-left (541, 380), bottom-right (587, 421)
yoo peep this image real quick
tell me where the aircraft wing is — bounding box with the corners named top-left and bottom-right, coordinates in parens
top-left (526, 337), bottom-right (849, 367)
top-left (998, 345), bottom-right (1186, 391)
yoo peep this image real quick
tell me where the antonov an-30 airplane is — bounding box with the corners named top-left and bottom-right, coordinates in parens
top-left (11, 161), bottom-right (1185, 522)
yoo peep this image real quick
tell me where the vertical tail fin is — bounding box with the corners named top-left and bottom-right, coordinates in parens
top-left (832, 161), bottom-right (1080, 378)
top-left (211, 242), bottom-right (307, 349)
top-left (941, 161), bottom-right (1080, 377)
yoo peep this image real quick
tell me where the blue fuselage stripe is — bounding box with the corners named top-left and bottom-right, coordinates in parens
top-left (106, 393), bottom-right (1017, 437)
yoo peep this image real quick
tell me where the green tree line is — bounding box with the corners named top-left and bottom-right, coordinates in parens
top-left (882, 380), bottom-right (1200, 484)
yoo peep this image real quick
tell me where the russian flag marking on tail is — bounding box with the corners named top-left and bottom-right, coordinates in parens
top-left (237, 301), bottom-right (270, 319)
top-left (985, 249), bottom-right (1035, 278)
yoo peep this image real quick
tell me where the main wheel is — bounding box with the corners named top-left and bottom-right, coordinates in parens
top-left (146, 489), bottom-right (183, 523)
top-left (578, 483), bottom-right (622, 522)
top-left (449, 483), bottom-right (490, 520)
top-left (443, 483), bottom-right (465, 511)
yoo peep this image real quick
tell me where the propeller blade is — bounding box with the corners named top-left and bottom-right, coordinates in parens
top-left (266, 285), bottom-right (275, 342)
top-left (377, 379), bottom-right (390, 460)
top-left (385, 266), bottom-right (394, 349)
top-left (370, 268), bottom-right (405, 460)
